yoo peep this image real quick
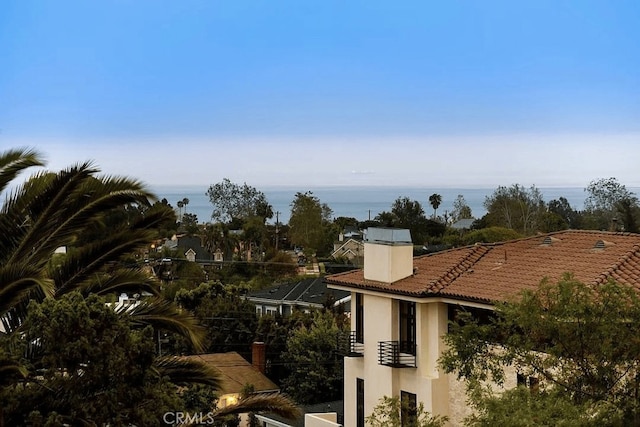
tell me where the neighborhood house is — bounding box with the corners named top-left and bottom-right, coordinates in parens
top-left (325, 228), bottom-right (640, 426)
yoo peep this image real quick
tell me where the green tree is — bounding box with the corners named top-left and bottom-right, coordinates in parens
top-left (203, 222), bottom-right (239, 261)
top-left (451, 194), bottom-right (473, 222)
top-left (366, 395), bottom-right (448, 427)
top-left (282, 311), bottom-right (348, 404)
top-left (584, 177), bottom-right (638, 231)
top-left (390, 197), bottom-right (432, 243)
top-left (182, 212), bottom-right (200, 234)
top-left (207, 178), bottom-right (273, 223)
top-left (0, 148), bottom-right (299, 424)
top-left (547, 196), bottom-right (582, 229)
top-left (175, 281), bottom-right (258, 359)
top-left (4, 292), bottom-right (192, 425)
top-left (373, 211), bottom-right (398, 227)
top-left (483, 184), bottom-right (545, 235)
top-left (462, 226), bottom-right (522, 245)
top-left (440, 275), bottom-right (640, 425)
top-left (428, 193), bottom-right (442, 219)
top-left (288, 191), bottom-right (333, 257)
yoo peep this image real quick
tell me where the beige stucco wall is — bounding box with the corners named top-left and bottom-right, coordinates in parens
top-left (344, 293), bottom-right (456, 426)
top-left (363, 242), bottom-right (413, 283)
top-left (304, 413), bottom-right (340, 427)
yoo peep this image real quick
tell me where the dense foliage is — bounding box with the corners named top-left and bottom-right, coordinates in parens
top-left (281, 311), bottom-right (349, 404)
top-left (366, 396), bottom-right (448, 427)
top-left (288, 191), bottom-right (334, 257)
top-left (0, 148), bottom-right (299, 424)
top-left (440, 275), bottom-right (640, 426)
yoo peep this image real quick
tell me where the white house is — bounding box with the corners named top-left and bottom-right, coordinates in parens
top-left (325, 228), bottom-right (640, 426)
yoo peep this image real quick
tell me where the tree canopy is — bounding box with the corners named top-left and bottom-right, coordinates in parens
top-left (206, 178), bottom-right (273, 223)
top-left (482, 184), bottom-right (545, 235)
top-left (288, 191), bottom-right (333, 257)
top-left (451, 194), bottom-right (473, 222)
top-left (0, 148), bottom-right (298, 424)
top-left (281, 311), bottom-right (349, 404)
top-left (428, 193), bottom-right (442, 219)
top-left (584, 177), bottom-right (639, 231)
top-left (440, 275), bottom-right (640, 426)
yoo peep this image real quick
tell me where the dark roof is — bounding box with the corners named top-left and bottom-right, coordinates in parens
top-left (246, 277), bottom-right (350, 306)
top-left (177, 236), bottom-right (213, 261)
top-left (326, 230), bottom-right (640, 304)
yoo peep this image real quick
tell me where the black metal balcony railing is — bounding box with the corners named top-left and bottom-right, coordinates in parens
top-left (348, 331), bottom-right (364, 357)
top-left (335, 331), bottom-right (364, 357)
top-left (378, 341), bottom-right (417, 368)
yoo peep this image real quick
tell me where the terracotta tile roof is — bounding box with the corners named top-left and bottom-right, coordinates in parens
top-left (325, 230), bottom-right (640, 303)
top-left (183, 352), bottom-right (279, 394)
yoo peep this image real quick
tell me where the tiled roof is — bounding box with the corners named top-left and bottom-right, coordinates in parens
top-left (183, 352), bottom-right (279, 394)
top-left (325, 230), bottom-right (640, 303)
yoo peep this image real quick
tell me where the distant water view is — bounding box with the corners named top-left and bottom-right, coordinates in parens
top-left (149, 185), bottom-right (629, 226)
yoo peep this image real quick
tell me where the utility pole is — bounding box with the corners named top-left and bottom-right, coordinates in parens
top-left (275, 211), bottom-right (280, 251)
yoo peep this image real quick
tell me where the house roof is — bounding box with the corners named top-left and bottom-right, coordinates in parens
top-left (246, 277), bottom-right (350, 307)
top-left (177, 236), bottom-right (213, 261)
top-left (331, 238), bottom-right (364, 256)
top-left (451, 218), bottom-right (475, 230)
top-left (325, 230), bottom-right (640, 304)
top-left (183, 352), bottom-right (278, 394)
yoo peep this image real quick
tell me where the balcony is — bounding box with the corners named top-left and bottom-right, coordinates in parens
top-left (347, 331), bottom-right (364, 357)
top-left (378, 341), bottom-right (416, 368)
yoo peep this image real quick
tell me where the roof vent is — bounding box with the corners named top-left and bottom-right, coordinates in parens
top-left (594, 240), bottom-right (615, 249)
top-left (541, 236), bottom-right (561, 246)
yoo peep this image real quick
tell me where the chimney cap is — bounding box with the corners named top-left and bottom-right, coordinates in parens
top-left (366, 227), bottom-right (412, 244)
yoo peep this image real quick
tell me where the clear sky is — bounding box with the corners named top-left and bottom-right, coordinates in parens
top-left (1, 1), bottom-right (639, 188)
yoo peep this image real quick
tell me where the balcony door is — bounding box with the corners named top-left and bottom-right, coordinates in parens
top-left (399, 300), bottom-right (416, 355)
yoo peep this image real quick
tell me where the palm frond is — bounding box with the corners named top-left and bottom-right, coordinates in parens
top-left (212, 393), bottom-right (301, 420)
top-left (72, 269), bottom-right (161, 298)
top-left (154, 356), bottom-right (222, 388)
top-left (123, 298), bottom-right (207, 352)
top-left (0, 147), bottom-right (45, 194)
top-left (0, 359), bottom-right (29, 386)
top-left (53, 229), bottom-right (159, 296)
top-left (7, 165), bottom-right (157, 269)
top-left (0, 265), bottom-right (54, 321)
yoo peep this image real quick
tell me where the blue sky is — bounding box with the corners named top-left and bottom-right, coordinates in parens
top-left (1, 1), bottom-right (639, 188)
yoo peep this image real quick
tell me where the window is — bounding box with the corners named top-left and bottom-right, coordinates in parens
top-left (355, 293), bottom-right (364, 343)
top-left (399, 301), bottom-right (416, 355)
top-left (517, 374), bottom-right (539, 391)
top-left (401, 391), bottom-right (417, 427)
top-left (357, 378), bottom-right (365, 427)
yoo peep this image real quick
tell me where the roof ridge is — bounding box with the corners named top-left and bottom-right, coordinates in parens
top-left (426, 244), bottom-right (492, 294)
top-left (594, 243), bottom-right (640, 285)
top-left (296, 277), bottom-right (321, 302)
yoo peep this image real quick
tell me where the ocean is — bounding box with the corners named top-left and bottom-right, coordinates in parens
top-left (149, 185), bottom-right (604, 225)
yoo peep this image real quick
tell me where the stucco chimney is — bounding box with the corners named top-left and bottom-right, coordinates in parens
top-left (252, 341), bottom-right (266, 374)
top-left (364, 228), bottom-right (413, 283)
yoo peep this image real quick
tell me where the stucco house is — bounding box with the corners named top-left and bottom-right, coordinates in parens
top-left (325, 228), bottom-right (640, 426)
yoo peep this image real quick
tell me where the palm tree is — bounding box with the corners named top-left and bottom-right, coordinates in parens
top-left (177, 199), bottom-right (185, 222)
top-left (428, 193), bottom-right (442, 219)
top-left (0, 148), bottom-right (299, 423)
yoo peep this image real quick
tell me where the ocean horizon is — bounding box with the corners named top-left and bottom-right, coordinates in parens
top-left (149, 184), bottom-right (622, 226)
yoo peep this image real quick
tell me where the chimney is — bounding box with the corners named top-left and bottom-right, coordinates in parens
top-left (610, 218), bottom-right (619, 232)
top-left (364, 228), bottom-right (413, 283)
top-left (252, 341), bottom-right (266, 374)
